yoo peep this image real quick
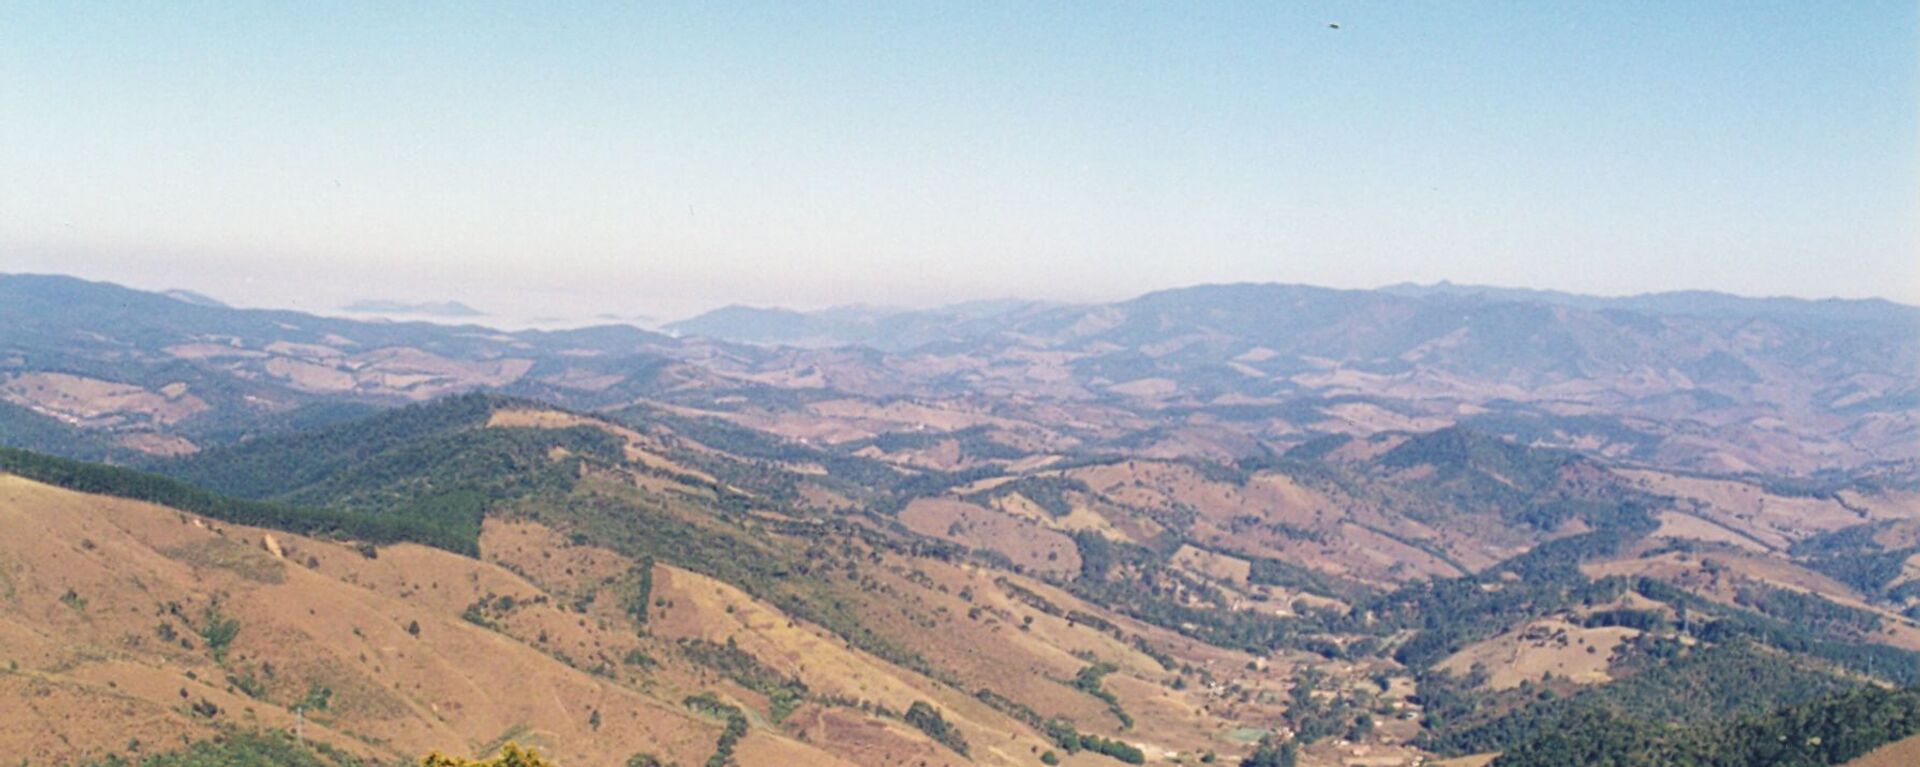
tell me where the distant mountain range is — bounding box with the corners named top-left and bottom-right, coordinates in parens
top-left (666, 298), bottom-right (1055, 350)
top-left (675, 282), bottom-right (1917, 350)
top-left (160, 288), bottom-right (229, 308)
top-left (668, 281), bottom-right (1917, 475)
top-left (339, 298), bottom-right (486, 317)
top-left (1, 272), bottom-right (1913, 476)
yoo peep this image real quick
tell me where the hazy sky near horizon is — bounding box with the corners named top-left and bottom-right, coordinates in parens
top-left (3, 2), bottom-right (1916, 323)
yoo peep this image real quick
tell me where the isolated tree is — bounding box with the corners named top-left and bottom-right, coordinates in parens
top-left (1240, 736), bottom-right (1297, 767)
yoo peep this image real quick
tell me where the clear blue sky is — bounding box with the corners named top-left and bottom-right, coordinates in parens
top-left (2, 2), bottom-right (1915, 321)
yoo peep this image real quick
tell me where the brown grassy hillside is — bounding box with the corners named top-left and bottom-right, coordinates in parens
top-left (1845, 733), bottom-right (1920, 767)
top-left (3, 466), bottom-right (1429, 766)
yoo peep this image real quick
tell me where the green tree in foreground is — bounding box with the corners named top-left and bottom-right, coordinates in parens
top-left (86, 730), bottom-right (357, 767)
top-left (420, 742), bottom-right (555, 767)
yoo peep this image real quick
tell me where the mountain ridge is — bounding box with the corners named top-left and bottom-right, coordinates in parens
top-left (3, 272), bottom-right (1912, 478)
top-left (672, 279), bottom-right (1920, 351)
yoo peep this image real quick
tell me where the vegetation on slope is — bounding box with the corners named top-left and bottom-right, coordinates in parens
top-left (163, 394), bottom-right (526, 499)
top-left (1043, 717), bottom-right (1145, 764)
top-left (904, 700), bottom-right (971, 756)
top-left (1417, 641), bottom-right (1859, 755)
top-left (83, 730), bottom-right (362, 767)
top-left (163, 393), bottom-right (617, 506)
top-left (683, 692), bottom-right (749, 767)
top-left (147, 393), bottom-right (654, 554)
top-left (0, 446), bottom-right (476, 552)
top-left (420, 742), bottom-right (556, 767)
top-left (1490, 685), bottom-right (1920, 767)
top-left (678, 637), bottom-right (809, 723)
top-left (0, 399), bottom-right (120, 461)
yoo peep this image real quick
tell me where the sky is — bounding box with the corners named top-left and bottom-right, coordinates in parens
top-left (2, 1), bottom-right (1916, 325)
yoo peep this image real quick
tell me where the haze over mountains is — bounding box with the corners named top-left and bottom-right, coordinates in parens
top-left (5, 273), bottom-right (1912, 476)
top-left (670, 282), bottom-right (1919, 353)
top-left (340, 299), bottom-right (488, 319)
top-left (4, 271), bottom-right (1920, 767)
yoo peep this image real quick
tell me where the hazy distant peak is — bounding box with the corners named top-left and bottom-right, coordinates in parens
top-left (1378, 280), bottom-right (1918, 320)
top-left (340, 299), bottom-right (485, 318)
top-left (664, 305), bottom-right (822, 344)
top-left (666, 297), bottom-right (1063, 350)
top-left (672, 304), bottom-right (811, 324)
top-left (935, 297), bottom-right (1058, 319)
top-left (160, 289), bottom-right (228, 308)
